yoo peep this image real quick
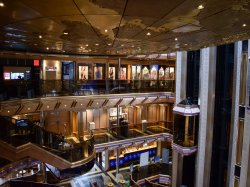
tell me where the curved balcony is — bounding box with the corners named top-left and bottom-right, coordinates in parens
top-left (130, 163), bottom-right (172, 186)
top-left (0, 117), bottom-right (95, 171)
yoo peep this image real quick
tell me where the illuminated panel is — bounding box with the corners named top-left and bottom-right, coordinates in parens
top-left (90, 99), bottom-right (106, 108)
top-left (57, 100), bottom-right (74, 110)
top-left (74, 99), bottom-right (90, 109)
top-left (33, 59), bottom-right (40, 66)
top-left (143, 96), bottom-right (157, 104)
top-left (105, 98), bottom-right (120, 107)
top-left (39, 101), bottom-right (57, 111)
top-left (19, 102), bottom-right (40, 114)
top-left (0, 105), bottom-right (20, 116)
top-left (118, 97), bottom-right (133, 106)
top-left (130, 97), bottom-right (145, 106)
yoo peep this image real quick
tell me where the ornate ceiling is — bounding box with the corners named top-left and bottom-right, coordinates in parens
top-left (0, 0), bottom-right (250, 56)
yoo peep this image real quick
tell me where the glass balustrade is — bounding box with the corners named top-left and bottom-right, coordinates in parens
top-left (0, 79), bottom-right (175, 101)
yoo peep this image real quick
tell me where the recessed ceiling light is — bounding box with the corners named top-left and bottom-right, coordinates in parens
top-left (96, 103), bottom-right (99, 105)
top-left (85, 44), bottom-right (88, 47)
top-left (27, 108), bottom-right (30, 110)
top-left (7, 110), bottom-right (10, 113)
top-left (64, 105), bottom-right (67, 107)
top-left (105, 29), bottom-right (108, 33)
top-left (242, 23), bottom-right (247, 27)
top-left (146, 32), bottom-right (151, 36)
top-left (80, 46), bottom-right (83, 49)
top-left (46, 47), bottom-right (49, 50)
top-left (121, 44), bottom-right (124, 47)
top-left (131, 45), bottom-right (135, 48)
top-left (175, 38), bottom-right (178, 41)
top-left (0, 2), bottom-right (4, 7)
top-left (89, 49), bottom-right (92, 52)
top-left (39, 35), bottom-right (42, 39)
top-left (95, 43), bottom-right (99, 46)
top-left (47, 105), bottom-right (50, 108)
top-left (184, 43), bottom-right (188, 46)
top-left (80, 104), bottom-right (83, 106)
top-left (108, 43), bottom-right (111, 46)
top-left (63, 32), bottom-right (68, 35)
top-left (198, 5), bottom-right (204, 10)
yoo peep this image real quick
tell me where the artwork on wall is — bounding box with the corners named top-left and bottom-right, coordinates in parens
top-left (165, 67), bottom-right (170, 80)
top-left (132, 66), bottom-right (136, 80)
top-left (79, 66), bottom-right (88, 80)
top-left (132, 65), bottom-right (141, 80)
top-left (94, 66), bottom-right (102, 80)
top-left (150, 65), bottom-right (158, 80)
top-left (109, 67), bottom-right (115, 80)
top-left (142, 66), bottom-right (150, 80)
top-left (120, 67), bottom-right (126, 80)
top-left (158, 67), bottom-right (165, 80)
top-left (169, 67), bottom-right (175, 80)
top-left (136, 66), bottom-right (141, 80)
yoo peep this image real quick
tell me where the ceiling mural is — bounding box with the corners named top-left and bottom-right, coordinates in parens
top-left (0, 0), bottom-right (250, 55)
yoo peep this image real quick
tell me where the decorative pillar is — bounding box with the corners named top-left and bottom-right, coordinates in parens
top-left (116, 148), bottom-right (120, 174)
top-left (104, 150), bottom-right (110, 171)
top-left (118, 58), bottom-right (121, 80)
top-left (176, 51), bottom-right (187, 104)
top-left (172, 51), bottom-right (187, 187)
top-left (157, 140), bottom-right (161, 156)
top-left (239, 40), bottom-right (250, 187)
top-left (172, 150), bottom-right (183, 187)
top-left (195, 47), bottom-right (217, 187)
top-left (40, 111), bottom-right (44, 145)
top-left (227, 41), bottom-right (242, 187)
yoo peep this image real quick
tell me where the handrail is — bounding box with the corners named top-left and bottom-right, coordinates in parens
top-left (0, 140), bottom-right (96, 170)
top-left (0, 158), bottom-right (39, 177)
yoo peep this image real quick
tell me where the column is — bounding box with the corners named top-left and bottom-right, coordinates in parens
top-left (195, 47), bottom-right (217, 187)
top-left (157, 140), bottom-right (161, 156)
top-left (172, 51), bottom-right (187, 187)
top-left (118, 58), bottom-right (121, 80)
top-left (239, 40), bottom-right (250, 187)
top-left (40, 111), bottom-right (45, 145)
top-left (175, 51), bottom-right (187, 104)
top-left (77, 111), bottom-right (84, 141)
top-left (171, 150), bottom-right (183, 187)
top-left (227, 41), bottom-right (242, 187)
top-left (104, 150), bottom-right (110, 171)
top-left (116, 148), bottom-right (120, 174)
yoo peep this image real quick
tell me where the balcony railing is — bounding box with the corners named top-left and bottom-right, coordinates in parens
top-left (0, 116), bottom-right (94, 165)
top-left (0, 79), bottom-right (175, 101)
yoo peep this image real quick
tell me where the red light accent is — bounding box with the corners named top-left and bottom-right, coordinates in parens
top-left (34, 60), bottom-right (39, 66)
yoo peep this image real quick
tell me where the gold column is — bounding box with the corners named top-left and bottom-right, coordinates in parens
top-left (239, 53), bottom-right (247, 105)
top-left (236, 119), bottom-right (244, 165)
top-left (184, 116), bottom-right (189, 145)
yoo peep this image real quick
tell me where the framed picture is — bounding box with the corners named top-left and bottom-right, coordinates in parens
top-left (165, 67), bottom-right (170, 80)
top-left (94, 66), bottom-right (102, 80)
top-left (158, 67), bottom-right (165, 80)
top-left (169, 67), bottom-right (175, 80)
top-left (142, 66), bottom-right (150, 80)
top-left (79, 66), bottom-right (88, 80)
top-left (109, 67), bottom-right (115, 80)
top-left (120, 67), bottom-right (126, 80)
top-left (150, 65), bottom-right (158, 80)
